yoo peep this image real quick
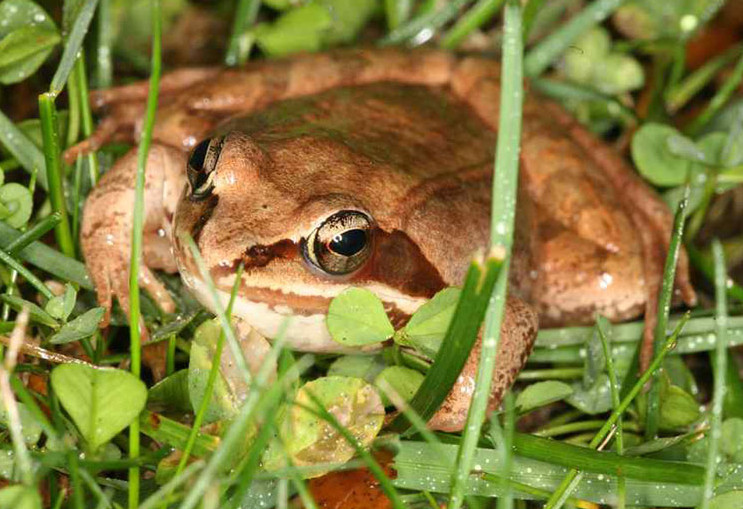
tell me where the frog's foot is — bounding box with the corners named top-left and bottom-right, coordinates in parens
top-left (64, 116), bottom-right (127, 165)
top-left (89, 67), bottom-right (219, 109)
top-left (64, 67), bottom-right (221, 165)
top-left (428, 297), bottom-right (537, 432)
top-left (82, 145), bottom-right (186, 377)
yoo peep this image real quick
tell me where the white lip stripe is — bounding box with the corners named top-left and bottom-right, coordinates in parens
top-left (210, 273), bottom-right (431, 315)
top-left (187, 277), bottom-right (382, 353)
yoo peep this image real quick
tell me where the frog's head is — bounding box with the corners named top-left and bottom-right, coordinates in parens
top-left (172, 130), bottom-right (446, 351)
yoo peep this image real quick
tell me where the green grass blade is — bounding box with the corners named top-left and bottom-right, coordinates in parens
top-left (128, 0), bottom-right (163, 505)
top-left (666, 44), bottom-right (743, 114)
top-left (596, 316), bottom-right (625, 509)
top-left (225, 0), bottom-right (261, 66)
top-left (0, 248), bottom-right (53, 300)
top-left (172, 265), bottom-right (244, 485)
top-left (544, 313), bottom-right (691, 508)
top-left (0, 222), bottom-right (92, 289)
top-left (687, 51), bottom-right (743, 135)
top-left (380, 0), bottom-right (472, 46)
top-left (73, 54), bottom-right (100, 185)
top-left (524, 0), bottom-right (627, 77)
top-left (388, 256), bottom-right (499, 431)
top-left (449, 3), bottom-right (523, 507)
top-left (39, 94), bottom-right (75, 258)
top-left (440, 0), bottom-right (504, 50)
top-left (299, 395), bottom-right (405, 509)
top-left (49, 0), bottom-right (100, 95)
top-left (178, 349), bottom-right (309, 509)
top-left (0, 110), bottom-right (48, 190)
top-left (394, 440), bottom-right (705, 505)
top-left (646, 185), bottom-right (690, 440)
top-left (701, 240), bottom-right (729, 508)
top-left (95, 0), bottom-right (113, 88)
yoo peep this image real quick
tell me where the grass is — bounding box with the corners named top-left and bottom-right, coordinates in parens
top-left (127, 0), bottom-right (163, 505)
top-left (0, 0), bottom-right (741, 508)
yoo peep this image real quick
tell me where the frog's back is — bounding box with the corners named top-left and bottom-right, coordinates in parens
top-left (217, 83), bottom-right (496, 184)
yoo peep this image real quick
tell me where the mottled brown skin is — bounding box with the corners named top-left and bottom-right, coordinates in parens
top-left (74, 48), bottom-right (695, 429)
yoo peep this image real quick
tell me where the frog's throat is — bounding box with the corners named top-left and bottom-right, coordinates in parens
top-left (183, 275), bottom-right (425, 353)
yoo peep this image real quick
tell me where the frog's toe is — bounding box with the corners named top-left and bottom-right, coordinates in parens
top-left (138, 266), bottom-right (176, 314)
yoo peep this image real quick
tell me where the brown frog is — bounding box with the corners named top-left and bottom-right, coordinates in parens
top-left (70, 48), bottom-right (696, 431)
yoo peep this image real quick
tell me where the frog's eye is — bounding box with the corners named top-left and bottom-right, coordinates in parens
top-left (303, 210), bottom-right (374, 275)
top-left (187, 136), bottom-right (224, 200)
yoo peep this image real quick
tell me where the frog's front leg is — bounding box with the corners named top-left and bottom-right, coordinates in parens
top-left (81, 144), bottom-right (187, 376)
top-left (428, 297), bottom-right (537, 432)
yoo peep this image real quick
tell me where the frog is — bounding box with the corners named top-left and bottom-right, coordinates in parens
top-left (68, 48), bottom-right (696, 432)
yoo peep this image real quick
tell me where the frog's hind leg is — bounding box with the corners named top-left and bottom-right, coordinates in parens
top-left (449, 55), bottom-right (695, 371)
top-left (530, 207), bottom-right (650, 326)
top-left (63, 68), bottom-right (221, 164)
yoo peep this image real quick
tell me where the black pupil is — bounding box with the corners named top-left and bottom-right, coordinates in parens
top-left (328, 229), bottom-right (366, 257)
top-left (189, 138), bottom-right (210, 171)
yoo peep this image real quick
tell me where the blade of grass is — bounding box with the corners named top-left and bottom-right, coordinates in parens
top-left (178, 347), bottom-right (309, 509)
top-left (544, 313), bottom-right (691, 509)
top-left (227, 380), bottom-right (295, 508)
top-left (0, 212), bottom-right (59, 320)
top-left (181, 235), bottom-right (253, 382)
top-left (0, 110), bottom-right (48, 190)
top-left (666, 44), bottom-right (743, 114)
top-left (395, 438), bottom-right (705, 505)
top-left (0, 248), bottom-right (54, 300)
top-left (171, 265), bottom-right (244, 486)
top-left (128, 0), bottom-right (163, 505)
top-left (521, 0), bottom-right (547, 40)
top-left (0, 313), bottom-right (33, 485)
top-left (531, 77), bottom-right (637, 123)
top-left (701, 240), bottom-right (729, 509)
top-left (66, 67), bottom-right (81, 149)
top-left (225, 0), bottom-right (261, 66)
top-left (496, 393), bottom-right (515, 509)
top-left (687, 244), bottom-right (743, 304)
top-left (388, 256), bottom-right (498, 432)
top-left (379, 0), bottom-right (472, 46)
top-left (74, 54), bottom-right (100, 185)
top-left (9, 375), bottom-right (58, 442)
top-left (96, 0), bottom-right (113, 88)
top-left (449, 3), bottom-right (523, 507)
top-left (524, 0), bottom-right (628, 77)
top-left (384, 0), bottom-right (413, 29)
top-left (645, 185), bottom-right (690, 440)
top-left (299, 394), bottom-right (406, 509)
top-left (597, 316), bottom-right (625, 509)
top-left (39, 94), bottom-right (76, 258)
top-left (49, 0), bottom-right (100, 96)
top-left (0, 222), bottom-right (92, 289)
top-left (6, 213), bottom-right (61, 256)
top-left (517, 367), bottom-right (583, 380)
top-left (78, 469), bottom-right (113, 509)
top-left (687, 52), bottom-right (743, 135)
top-left (68, 449), bottom-right (86, 509)
top-left (440, 0), bottom-right (504, 50)
top-left (139, 461), bottom-right (204, 509)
